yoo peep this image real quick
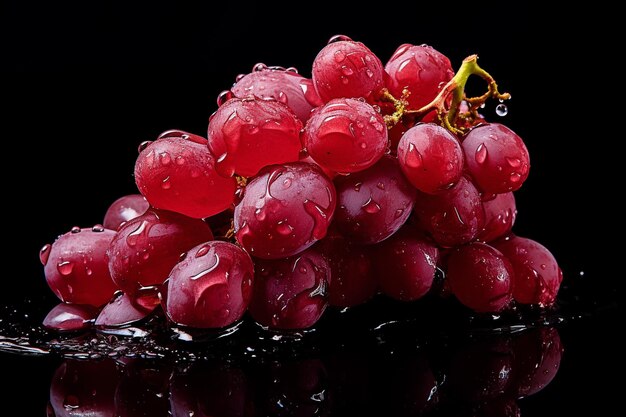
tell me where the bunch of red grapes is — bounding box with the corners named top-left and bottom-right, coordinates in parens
top-left (40, 35), bottom-right (563, 333)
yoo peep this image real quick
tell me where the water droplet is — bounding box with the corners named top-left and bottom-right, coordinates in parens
top-left (137, 141), bottom-right (152, 153)
top-left (161, 177), bottom-right (171, 189)
top-left (362, 198), bottom-right (381, 214)
top-left (217, 90), bottom-right (234, 106)
top-left (190, 253), bottom-right (220, 280)
top-left (475, 143), bottom-right (488, 164)
top-left (366, 69), bottom-right (374, 78)
top-left (127, 220), bottom-right (148, 247)
top-left (276, 222), bottom-right (294, 236)
top-left (247, 125), bottom-right (260, 134)
top-left (255, 208), bottom-right (266, 221)
top-left (175, 156), bottom-right (185, 165)
top-left (277, 91), bottom-right (288, 104)
top-left (506, 157), bottom-right (521, 168)
top-left (360, 142), bottom-right (367, 149)
top-left (510, 172), bottom-right (521, 183)
top-left (92, 224), bottom-right (105, 232)
top-left (328, 34), bottom-right (352, 43)
top-left (340, 76), bottom-right (349, 84)
top-left (86, 268), bottom-right (93, 275)
top-left (63, 395), bottom-right (80, 410)
top-left (376, 182), bottom-right (385, 190)
top-left (253, 63), bottom-right (268, 72)
top-left (495, 103), bottom-right (508, 117)
top-left (70, 226), bottom-right (81, 234)
top-left (235, 73), bottom-right (246, 82)
top-left (57, 261), bottom-right (74, 276)
top-left (196, 244), bottom-right (210, 258)
top-left (303, 200), bottom-right (330, 239)
top-left (160, 152), bottom-right (171, 166)
top-left (286, 67), bottom-right (299, 73)
top-left (40, 244), bottom-right (51, 265)
top-left (479, 103), bottom-right (486, 109)
top-left (341, 66), bottom-right (354, 76)
top-left (369, 116), bottom-right (384, 132)
top-left (282, 178), bottom-right (292, 188)
top-left (334, 50), bottom-right (346, 63)
top-left (353, 182), bottom-right (362, 192)
top-left (405, 143), bottom-right (423, 168)
top-left (394, 209), bottom-right (404, 218)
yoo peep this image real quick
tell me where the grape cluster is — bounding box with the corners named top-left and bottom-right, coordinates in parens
top-left (41, 35), bottom-right (562, 333)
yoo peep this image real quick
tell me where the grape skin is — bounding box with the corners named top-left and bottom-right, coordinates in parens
top-left (103, 194), bottom-right (149, 231)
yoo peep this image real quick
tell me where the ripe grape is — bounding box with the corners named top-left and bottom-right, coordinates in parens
top-left (312, 37), bottom-right (385, 102)
top-left (107, 208), bottom-right (213, 294)
top-left (231, 67), bottom-right (323, 122)
top-left (42, 226), bottom-right (118, 306)
top-left (385, 44), bottom-right (454, 110)
top-left (234, 162), bottom-right (336, 259)
top-left (165, 241), bottom-right (254, 329)
top-left (103, 194), bottom-right (149, 230)
top-left (303, 98), bottom-right (388, 173)
top-left (413, 176), bottom-right (485, 247)
top-left (462, 123), bottom-right (530, 194)
top-left (492, 235), bottom-right (562, 306)
top-left (95, 291), bottom-right (156, 328)
top-left (397, 123), bottom-right (464, 194)
top-left (446, 242), bottom-right (513, 313)
top-left (135, 133), bottom-right (236, 219)
top-left (373, 227), bottom-right (439, 301)
top-left (249, 247), bottom-right (330, 329)
top-left (334, 155), bottom-right (416, 244)
top-left (478, 192), bottom-right (517, 242)
top-left (43, 303), bottom-right (98, 332)
top-left (316, 230), bottom-right (377, 307)
top-left (207, 97), bottom-right (303, 177)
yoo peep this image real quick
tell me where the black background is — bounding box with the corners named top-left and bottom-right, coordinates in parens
top-left (0, 1), bottom-right (620, 416)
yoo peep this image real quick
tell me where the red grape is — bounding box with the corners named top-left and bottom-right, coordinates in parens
top-left (165, 241), bottom-right (254, 329)
top-left (303, 98), bottom-right (388, 173)
top-left (312, 36), bottom-right (385, 103)
top-left (42, 226), bottom-right (118, 306)
top-left (249, 247), bottom-right (330, 329)
top-left (446, 242), bottom-right (513, 313)
top-left (107, 208), bottom-right (213, 294)
top-left (492, 235), bottom-right (562, 306)
top-left (462, 123), bottom-right (530, 194)
top-left (43, 303), bottom-right (98, 332)
top-left (413, 176), bottom-right (485, 247)
top-left (385, 44), bottom-right (454, 110)
top-left (234, 162), bottom-right (336, 259)
top-left (135, 133), bottom-right (237, 219)
top-left (103, 194), bottom-right (149, 230)
top-left (207, 97), bottom-right (303, 177)
top-left (316, 230), bottom-right (377, 307)
top-left (373, 227), bottom-right (439, 301)
top-left (231, 67), bottom-right (323, 122)
top-left (95, 291), bottom-right (156, 328)
top-left (478, 192), bottom-right (517, 242)
top-left (397, 123), bottom-right (464, 194)
top-left (334, 155), bottom-right (416, 244)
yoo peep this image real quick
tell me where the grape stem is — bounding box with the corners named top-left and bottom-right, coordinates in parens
top-left (382, 54), bottom-right (510, 134)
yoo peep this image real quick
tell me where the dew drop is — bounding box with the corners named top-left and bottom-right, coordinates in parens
top-left (362, 198), bottom-right (381, 214)
top-left (506, 157), bottom-right (522, 168)
top-left (235, 73), bottom-right (246, 82)
top-left (282, 178), bottom-right (292, 188)
top-left (196, 244), bottom-right (210, 258)
top-left (57, 261), bottom-right (74, 276)
top-left (160, 153), bottom-right (171, 166)
top-left (137, 141), bottom-right (152, 153)
top-left (303, 200), bottom-right (329, 239)
top-left (253, 63), bottom-right (268, 72)
top-left (217, 90), bottom-right (234, 106)
top-left (405, 143), bottom-right (423, 168)
top-left (40, 244), bottom-right (51, 265)
top-left (475, 143), bottom-right (488, 164)
top-left (92, 224), bottom-right (105, 232)
top-left (276, 222), bottom-right (294, 236)
top-left (495, 103), bottom-right (508, 117)
top-left (366, 68), bottom-right (374, 78)
top-left (70, 226), bottom-right (81, 234)
top-left (127, 220), bottom-right (148, 247)
top-left (161, 177), bottom-right (171, 189)
top-left (255, 208), bottom-right (267, 221)
top-left (328, 34), bottom-right (353, 43)
top-left (334, 50), bottom-right (346, 62)
top-left (510, 172), bottom-right (521, 183)
top-left (341, 66), bottom-right (354, 76)
top-left (175, 156), bottom-right (185, 165)
top-left (353, 182), bottom-right (362, 192)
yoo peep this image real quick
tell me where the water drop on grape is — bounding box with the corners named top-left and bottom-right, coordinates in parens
top-left (405, 143), bottom-right (423, 168)
top-left (510, 172), bottom-right (521, 183)
top-left (334, 50), bottom-right (346, 62)
top-left (92, 224), bottom-right (105, 232)
top-left (57, 261), bottom-right (74, 276)
top-left (496, 103), bottom-right (508, 116)
top-left (341, 66), bottom-right (354, 76)
top-left (63, 395), bottom-right (80, 410)
top-left (195, 244), bottom-right (210, 258)
top-left (137, 141), bottom-right (152, 153)
top-left (40, 244), bottom-right (51, 265)
top-left (362, 198), bottom-right (381, 214)
top-left (475, 143), bottom-right (488, 164)
top-left (70, 226), bottom-right (81, 234)
top-left (217, 90), bottom-right (234, 106)
top-left (328, 34), bottom-right (353, 43)
top-left (276, 222), bottom-right (294, 236)
top-left (161, 176), bottom-right (171, 189)
top-left (160, 152), bottom-right (171, 166)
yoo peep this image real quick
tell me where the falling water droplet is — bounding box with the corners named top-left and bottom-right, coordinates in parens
top-left (495, 103), bottom-right (508, 117)
top-left (40, 244), bottom-right (51, 265)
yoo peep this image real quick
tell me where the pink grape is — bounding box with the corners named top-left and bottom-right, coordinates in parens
top-left (207, 97), bottom-right (303, 177)
top-left (478, 192), bottom-right (517, 242)
top-left (413, 176), bottom-right (485, 247)
top-left (43, 303), bottom-right (98, 332)
top-left (42, 226), bottom-right (118, 306)
top-left (462, 123), bottom-right (530, 194)
top-left (334, 155), bottom-right (416, 244)
top-left (165, 241), bottom-right (254, 329)
top-left (312, 36), bottom-right (385, 102)
top-left (384, 44), bottom-right (454, 110)
top-left (231, 66), bottom-right (323, 122)
top-left (135, 132), bottom-right (237, 219)
top-left (107, 208), bottom-right (213, 294)
top-left (249, 247), bottom-right (330, 329)
top-left (397, 123), bottom-right (465, 194)
top-left (446, 242), bottom-right (513, 313)
top-left (234, 162), bottom-right (336, 259)
top-left (95, 291), bottom-right (156, 328)
top-left (302, 98), bottom-right (388, 173)
top-left (492, 235), bottom-right (562, 306)
top-left (103, 194), bottom-right (149, 230)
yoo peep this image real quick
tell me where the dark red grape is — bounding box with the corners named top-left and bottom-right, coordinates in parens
top-left (385, 44), bottom-right (454, 110)
top-left (334, 155), bottom-right (416, 244)
top-left (373, 227), bottom-right (439, 301)
top-left (165, 241), bottom-right (254, 329)
top-left (414, 176), bottom-right (485, 247)
top-left (492, 235), bottom-right (562, 306)
top-left (103, 194), bottom-right (149, 230)
top-left (207, 97), bottom-right (303, 177)
top-left (397, 123), bottom-right (464, 194)
top-left (135, 133), bottom-right (237, 219)
top-left (446, 242), bottom-right (513, 313)
top-left (231, 67), bottom-right (322, 122)
top-left (316, 230), bottom-right (377, 307)
top-left (478, 192), bottom-right (517, 242)
top-left (303, 98), bottom-right (388, 173)
top-left (249, 247), bottom-right (330, 330)
top-left (312, 36), bottom-right (385, 102)
top-left (462, 123), bottom-right (530, 194)
top-left (234, 162), bottom-right (336, 259)
top-left (42, 226), bottom-right (118, 306)
top-left (107, 209), bottom-right (213, 294)
top-left (43, 303), bottom-right (98, 332)
top-left (95, 291), bottom-right (156, 328)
